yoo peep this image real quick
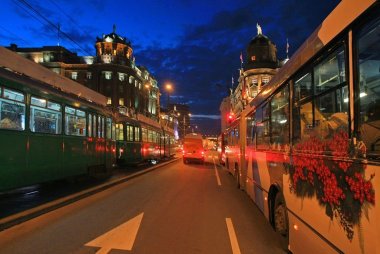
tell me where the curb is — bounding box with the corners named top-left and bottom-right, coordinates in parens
top-left (0, 157), bottom-right (181, 231)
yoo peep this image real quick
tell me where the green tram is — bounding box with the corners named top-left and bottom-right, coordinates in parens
top-left (116, 116), bottom-right (176, 165)
top-left (0, 66), bottom-right (116, 192)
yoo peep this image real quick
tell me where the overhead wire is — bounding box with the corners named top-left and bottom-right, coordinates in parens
top-left (15, 0), bottom-right (93, 56)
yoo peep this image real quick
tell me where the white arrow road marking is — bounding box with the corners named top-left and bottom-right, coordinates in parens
top-left (85, 212), bottom-right (144, 254)
top-left (213, 157), bottom-right (221, 186)
top-left (226, 218), bottom-right (241, 254)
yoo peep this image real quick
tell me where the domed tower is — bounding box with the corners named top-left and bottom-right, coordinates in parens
top-left (95, 25), bottom-right (133, 65)
top-left (231, 24), bottom-right (280, 115)
top-left (244, 25), bottom-right (279, 70)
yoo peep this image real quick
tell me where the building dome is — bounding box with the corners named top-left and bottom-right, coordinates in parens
top-left (95, 25), bottom-right (133, 64)
top-left (244, 33), bottom-right (279, 70)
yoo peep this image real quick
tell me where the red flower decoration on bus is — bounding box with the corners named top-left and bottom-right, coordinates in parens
top-left (289, 129), bottom-right (375, 240)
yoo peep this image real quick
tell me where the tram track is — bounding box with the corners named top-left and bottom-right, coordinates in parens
top-left (0, 157), bottom-right (180, 231)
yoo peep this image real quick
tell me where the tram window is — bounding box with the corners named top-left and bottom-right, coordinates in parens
top-left (115, 123), bottom-right (124, 141)
top-left (271, 85), bottom-right (289, 149)
top-left (135, 127), bottom-right (140, 142)
top-left (30, 96), bottom-right (62, 134)
top-left (97, 116), bottom-right (102, 138)
top-left (126, 125), bottom-right (133, 141)
top-left (148, 130), bottom-right (154, 142)
top-left (0, 88), bottom-right (25, 130)
top-left (92, 115), bottom-right (96, 137)
top-left (314, 47), bottom-right (346, 95)
top-left (112, 122), bottom-right (116, 141)
top-left (64, 107), bottom-right (86, 136)
top-left (294, 72), bottom-right (312, 102)
top-left (356, 15), bottom-right (380, 159)
top-left (142, 128), bottom-right (148, 142)
top-left (106, 118), bottom-right (112, 139)
top-left (88, 114), bottom-right (92, 137)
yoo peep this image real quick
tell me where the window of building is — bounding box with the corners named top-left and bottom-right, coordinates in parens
top-left (129, 76), bottom-right (133, 84)
top-left (119, 98), bottom-right (124, 106)
top-left (107, 97), bottom-right (112, 105)
top-left (64, 106), bottom-right (86, 136)
top-left (118, 73), bottom-right (125, 81)
top-left (262, 76), bottom-right (270, 85)
top-left (71, 72), bottom-right (78, 80)
top-left (86, 72), bottom-right (92, 80)
top-left (104, 71), bottom-right (112, 80)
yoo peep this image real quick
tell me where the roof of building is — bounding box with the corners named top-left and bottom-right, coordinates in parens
top-left (96, 25), bottom-right (131, 46)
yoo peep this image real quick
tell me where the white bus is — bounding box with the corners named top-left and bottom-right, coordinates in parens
top-left (223, 1), bottom-right (379, 253)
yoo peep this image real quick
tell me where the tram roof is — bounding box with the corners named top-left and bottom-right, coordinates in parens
top-left (0, 47), bottom-right (107, 106)
top-left (249, 0), bottom-right (376, 109)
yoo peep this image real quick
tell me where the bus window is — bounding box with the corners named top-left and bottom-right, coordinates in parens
top-left (356, 15), bottom-right (380, 159)
top-left (64, 107), bottom-right (86, 136)
top-left (294, 72), bottom-right (312, 102)
top-left (271, 85), bottom-right (289, 150)
top-left (0, 88), bottom-right (25, 131)
top-left (246, 112), bottom-right (255, 147)
top-left (256, 105), bottom-right (270, 150)
top-left (30, 96), bottom-right (62, 134)
top-left (293, 46), bottom-right (348, 150)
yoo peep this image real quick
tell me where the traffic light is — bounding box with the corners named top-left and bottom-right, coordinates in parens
top-left (227, 112), bottom-right (235, 124)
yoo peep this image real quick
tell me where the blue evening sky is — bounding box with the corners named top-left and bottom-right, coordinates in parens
top-left (0, 0), bottom-right (340, 135)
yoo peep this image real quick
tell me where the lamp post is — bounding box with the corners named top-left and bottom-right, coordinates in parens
top-left (165, 83), bottom-right (173, 109)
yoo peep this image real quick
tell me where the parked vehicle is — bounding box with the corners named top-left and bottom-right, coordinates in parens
top-left (183, 133), bottom-right (204, 164)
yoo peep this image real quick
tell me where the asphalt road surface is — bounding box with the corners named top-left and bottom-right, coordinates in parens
top-left (0, 153), bottom-right (286, 254)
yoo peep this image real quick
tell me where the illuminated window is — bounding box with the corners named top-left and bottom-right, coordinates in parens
top-left (71, 72), bottom-right (78, 80)
top-left (86, 72), bottom-right (92, 79)
top-left (129, 76), bottom-right (133, 84)
top-left (0, 88), bottom-right (25, 131)
top-left (107, 97), bottom-right (112, 105)
top-left (119, 98), bottom-right (124, 106)
top-left (118, 73), bottom-right (125, 81)
top-left (105, 71), bottom-right (112, 80)
top-left (262, 76), bottom-right (270, 85)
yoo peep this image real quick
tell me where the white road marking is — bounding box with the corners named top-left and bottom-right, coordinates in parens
top-left (213, 157), bottom-right (221, 186)
top-left (225, 218), bottom-right (242, 254)
top-left (85, 212), bottom-right (144, 254)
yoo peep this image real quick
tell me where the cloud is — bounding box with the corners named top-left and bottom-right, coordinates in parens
top-left (191, 114), bottom-right (221, 120)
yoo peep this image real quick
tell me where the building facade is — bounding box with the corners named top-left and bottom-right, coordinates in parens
top-left (220, 25), bottom-right (282, 130)
top-left (7, 26), bottom-right (160, 122)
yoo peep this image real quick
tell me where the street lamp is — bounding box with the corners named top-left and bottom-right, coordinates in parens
top-left (165, 83), bottom-right (173, 109)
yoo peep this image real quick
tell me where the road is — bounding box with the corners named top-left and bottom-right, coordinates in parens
top-left (0, 153), bottom-right (286, 254)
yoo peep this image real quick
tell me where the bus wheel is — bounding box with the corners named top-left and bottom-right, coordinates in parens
top-left (274, 193), bottom-right (289, 237)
